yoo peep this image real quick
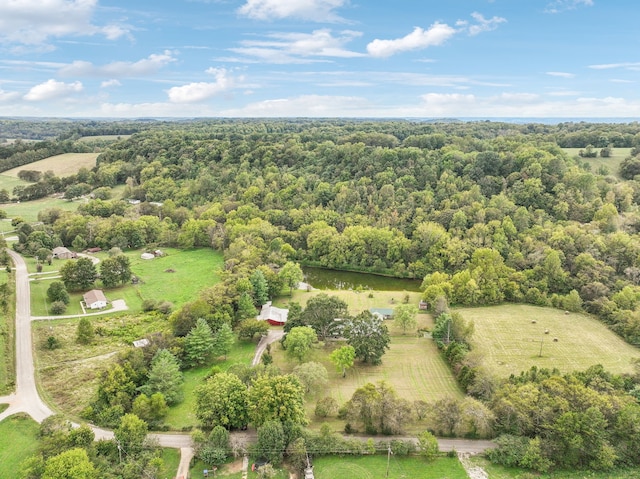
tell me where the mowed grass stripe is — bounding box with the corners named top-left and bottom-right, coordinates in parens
top-left (459, 304), bottom-right (640, 376)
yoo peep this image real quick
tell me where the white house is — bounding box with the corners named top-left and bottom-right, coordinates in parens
top-left (83, 289), bottom-right (108, 310)
top-left (257, 301), bottom-right (289, 326)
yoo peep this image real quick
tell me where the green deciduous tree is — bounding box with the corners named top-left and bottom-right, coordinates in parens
top-left (47, 281), bottom-right (70, 305)
top-left (292, 361), bottom-right (328, 395)
top-left (115, 413), bottom-right (148, 457)
top-left (99, 254), bottom-right (132, 288)
top-left (279, 261), bottom-right (304, 296)
top-left (344, 311), bottom-right (390, 365)
top-left (195, 372), bottom-right (248, 429)
top-left (393, 303), bottom-right (418, 334)
top-left (238, 318), bottom-right (269, 341)
top-left (418, 430), bottom-right (439, 460)
top-left (132, 392), bottom-right (169, 427)
top-left (255, 421), bottom-right (286, 465)
top-left (42, 448), bottom-right (96, 479)
top-left (283, 326), bottom-right (317, 362)
top-left (329, 345), bottom-right (356, 378)
top-left (60, 257), bottom-right (97, 291)
top-left (247, 374), bottom-right (307, 427)
top-left (300, 293), bottom-right (349, 339)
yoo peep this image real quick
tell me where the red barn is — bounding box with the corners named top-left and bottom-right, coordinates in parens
top-left (257, 301), bottom-right (289, 326)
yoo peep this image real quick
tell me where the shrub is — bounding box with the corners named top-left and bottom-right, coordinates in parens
top-left (50, 301), bottom-right (67, 315)
top-left (45, 336), bottom-right (61, 350)
top-left (315, 397), bottom-right (338, 418)
top-left (142, 299), bottom-right (158, 312)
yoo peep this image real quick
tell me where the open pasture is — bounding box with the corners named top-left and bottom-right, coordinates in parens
top-left (563, 147), bottom-right (632, 178)
top-left (0, 414), bottom-right (40, 478)
top-left (0, 174), bottom-right (29, 193)
top-left (0, 196), bottom-right (82, 222)
top-left (2, 152), bottom-right (99, 178)
top-left (459, 304), bottom-right (640, 376)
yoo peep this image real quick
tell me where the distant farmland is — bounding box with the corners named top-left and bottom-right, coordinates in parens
top-left (460, 304), bottom-right (640, 376)
top-left (563, 147), bottom-right (632, 178)
top-left (3, 152), bottom-right (99, 178)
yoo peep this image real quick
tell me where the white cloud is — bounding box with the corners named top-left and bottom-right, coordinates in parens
top-left (546, 71), bottom-right (575, 78)
top-left (59, 51), bottom-right (177, 77)
top-left (229, 29), bottom-right (363, 63)
top-left (589, 62), bottom-right (640, 71)
top-left (220, 94), bottom-right (372, 116)
top-left (367, 23), bottom-right (457, 58)
top-left (548, 90), bottom-right (581, 96)
top-left (101, 79), bottom-right (122, 88)
top-left (23, 79), bottom-right (83, 101)
top-left (167, 68), bottom-right (237, 103)
top-left (238, 0), bottom-right (348, 22)
top-left (610, 79), bottom-right (634, 83)
top-left (0, 0), bottom-right (130, 45)
top-left (467, 12), bottom-right (506, 36)
top-left (545, 0), bottom-right (594, 14)
top-left (0, 88), bottom-right (21, 103)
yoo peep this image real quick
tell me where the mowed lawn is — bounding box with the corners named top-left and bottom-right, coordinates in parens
top-left (313, 455), bottom-right (468, 479)
top-left (1, 196), bottom-right (82, 222)
top-left (0, 414), bottom-right (40, 478)
top-left (3, 152), bottom-right (100, 178)
top-left (0, 173), bottom-right (29, 193)
top-left (460, 304), bottom-right (640, 376)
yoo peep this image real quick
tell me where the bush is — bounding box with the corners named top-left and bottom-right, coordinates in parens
top-left (157, 301), bottom-right (173, 314)
top-left (45, 336), bottom-right (61, 350)
top-left (142, 299), bottom-right (158, 312)
top-left (315, 397), bottom-right (338, 418)
top-left (50, 301), bottom-right (67, 315)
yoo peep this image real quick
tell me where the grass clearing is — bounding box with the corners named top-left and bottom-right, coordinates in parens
top-left (313, 454), bottom-right (468, 479)
top-left (1, 196), bottom-right (82, 222)
top-left (3, 152), bottom-right (100, 178)
top-left (161, 448), bottom-right (181, 477)
top-left (194, 457), bottom-right (289, 479)
top-left (563, 147), bottom-right (632, 178)
top-left (460, 304), bottom-right (640, 377)
top-left (0, 174), bottom-right (29, 193)
top-left (0, 414), bottom-right (40, 478)
top-left (79, 135), bottom-right (131, 143)
top-left (33, 312), bottom-right (171, 417)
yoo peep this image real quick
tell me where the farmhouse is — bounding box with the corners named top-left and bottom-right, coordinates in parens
top-left (370, 308), bottom-right (394, 320)
top-left (52, 246), bottom-right (77, 260)
top-left (257, 301), bottom-right (289, 326)
top-left (83, 289), bottom-right (108, 310)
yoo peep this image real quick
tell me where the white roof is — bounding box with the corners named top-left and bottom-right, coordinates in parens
top-left (257, 301), bottom-right (289, 323)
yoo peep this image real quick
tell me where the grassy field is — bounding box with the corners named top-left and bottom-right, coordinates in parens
top-left (3, 152), bottom-right (100, 178)
top-left (79, 134), bottom-right (131, 143)
top-left (33, 312), bottom-right (171, 417)
top-left (312, 455), bottom-right (468, 479)
top-left (0, 174), bottom-right (29, 193)
top-left (0, 196), bottom-right (82, 222)
top-left (468, 456), bottom-right (640, 479)
top-left (199, 458), bottom-right (289, 479)
top-left (563, 147), bottom-right (632, 178)
top-left (459, 304), bottom-right (640, 376)
top-left (0, 414), bottom-right (40, 478)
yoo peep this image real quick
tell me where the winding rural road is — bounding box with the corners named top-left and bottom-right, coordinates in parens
top-left (0, 248), bottom-right (494, 478)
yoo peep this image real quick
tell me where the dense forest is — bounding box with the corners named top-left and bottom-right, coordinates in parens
top-left (6, 119), bottom-right (640, 475)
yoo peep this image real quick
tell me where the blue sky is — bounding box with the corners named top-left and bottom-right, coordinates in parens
top-left (0, 0), bottom-right (638, 118)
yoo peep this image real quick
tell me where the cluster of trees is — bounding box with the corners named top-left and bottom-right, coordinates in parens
top-left (21, 414), bottom-right (165, 479)
top-left (487, 365), bottom-right (640, 472)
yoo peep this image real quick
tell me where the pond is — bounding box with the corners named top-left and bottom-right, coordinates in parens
top-left (302, 266), bottom-right (422, 292)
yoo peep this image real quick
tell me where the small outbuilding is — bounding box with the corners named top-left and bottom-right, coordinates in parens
top-left (83, 289), bottom-right (108, 310)
top-left (52, 246), bottom-right (77, 260)
top-left (370, 308), bottom-right (394, 320)
top-left (257, 301), bottom-right (289, 326)
top-left (418, 300), bottom-right (429, 310)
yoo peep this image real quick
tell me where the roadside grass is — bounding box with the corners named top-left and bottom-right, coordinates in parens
top-left (0, 414), bottom-right (40, 478)
top-left (0, 403), bottom-right (7, 413)
top-left (161, 448), bottom-right (181, 478)
top-left (563, 147), bottom-right (632, 178)
top-left (312, 454), bottom-right (468, 479)
top-left (0, 267), bottom-right (15, 394)
top-left (30, 279), bottom-right (86, 316)
top-left (459, 304), bottom-right (640, 377)
top-left (269, 289), bottom-right (462, 433)
top-left (2, 152), bottom-right (100, 178)
top-left (468, 456), bottom-right (640, 479)
top-left (0, 196), bottom-right (82, 222)
top-left (33, 312), bottom-right (171, 417)
top-left (164, 339), bottom-right (256, 430)
top-left (0, 218), bottom-right (16, 233)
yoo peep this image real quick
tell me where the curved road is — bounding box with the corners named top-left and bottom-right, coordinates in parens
top-left (0, 249), bottom-right (494, 477)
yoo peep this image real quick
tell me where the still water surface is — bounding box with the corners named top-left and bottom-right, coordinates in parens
top-left (302, 266), bottom-right (421, 292)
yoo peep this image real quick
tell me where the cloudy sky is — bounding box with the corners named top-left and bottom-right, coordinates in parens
top-left (0, 0), bottom-right (638, 118)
